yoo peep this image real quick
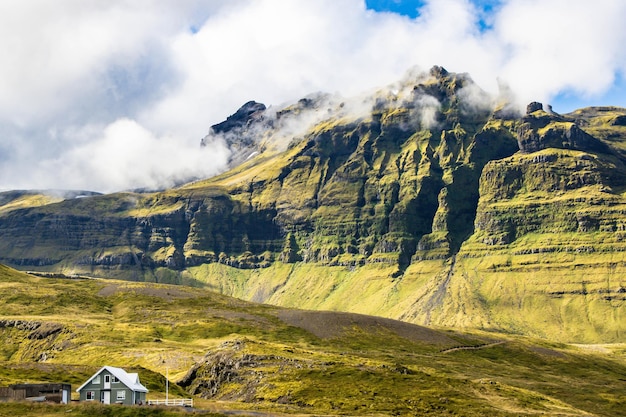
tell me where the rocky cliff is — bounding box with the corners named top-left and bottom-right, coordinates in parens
top-left (1, 67), bottom-right (625, 342)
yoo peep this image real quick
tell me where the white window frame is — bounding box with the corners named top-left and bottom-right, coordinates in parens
top-left (112, 376), bottom-right (119, 383)
top-left (86, 391), bottom-right (95, 401)
top-left (116, 390), bottom-right (126, 401)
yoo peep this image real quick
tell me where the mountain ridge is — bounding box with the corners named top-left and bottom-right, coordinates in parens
top-left (1, 66), bottom-right (625, 343)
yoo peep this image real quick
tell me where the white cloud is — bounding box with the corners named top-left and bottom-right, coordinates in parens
top-left (0, 0), bottom-right (624, 192)
top-left (493, 0), bottom-right (626, 105)
top-left (33, 119), bottom-right (229, 192)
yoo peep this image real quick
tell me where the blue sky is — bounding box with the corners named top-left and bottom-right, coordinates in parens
top-left (0, 0), bottom-right (625, 192)
top-left (366, 0), bottom-right (500, 18)
top-left (366, 0), bottom-right (425, 18)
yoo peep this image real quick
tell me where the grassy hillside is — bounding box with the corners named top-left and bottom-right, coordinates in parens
top-left (181, 253), bottom-right (626, 344)
top-left (0, 264), bottom-right (625, 416)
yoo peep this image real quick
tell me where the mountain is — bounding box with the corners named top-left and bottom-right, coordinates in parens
top-left (0, 264), bottom-right (624, 416)
top-left (1, 66), bottom-right (625, 343)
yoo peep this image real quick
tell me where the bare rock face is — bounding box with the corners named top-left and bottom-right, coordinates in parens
top-left (209, 101), bottom-right (267, 134)
top-left (200, 101), bottom-right (269, 166)
top-left (178, 340), bottom-right (296, 401)
top-left (526, 101), bottom-right (543, 114)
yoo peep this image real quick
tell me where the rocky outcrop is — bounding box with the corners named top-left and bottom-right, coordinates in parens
top-left (612, 115), bottom-right (626, 126)
top-left (0, 320), bottom-right (69, 362)
top-left (526, 101), bottom-right (544, 114)
top-left (210, 101), bottom-right (267, 135)
top-left (178, 340), bottom-right (303, 401)
top-left (517, 102), bottom-right (614, 155)
top-left (201, 101), bottom-right (269, 166)
top-left (517, 121), bottom-right (611, 154)
top-left (179, 349), bottom-right (244, 398)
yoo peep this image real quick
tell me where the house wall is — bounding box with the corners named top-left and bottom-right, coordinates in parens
top-left (0, 387), bottom-right (25, 401)
top-left (78, 370), bottom-right (141, 405)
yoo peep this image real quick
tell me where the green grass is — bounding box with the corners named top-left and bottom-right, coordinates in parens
top-left (1, 265), bottom-right (625, 416)
top-left (0, 193), bottom-right (64, 215)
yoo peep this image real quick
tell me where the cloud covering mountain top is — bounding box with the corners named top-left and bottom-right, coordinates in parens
top-left (1, 0), bottom-right (624, 192)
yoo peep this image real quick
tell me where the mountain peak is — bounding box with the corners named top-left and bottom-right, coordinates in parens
top-left (429, 65), bottom-right (449, 79)
top-left (210, 100), bottom-right (267, 135)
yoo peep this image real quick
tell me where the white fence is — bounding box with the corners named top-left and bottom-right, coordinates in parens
top-left (147, 398), bottom-right (193, 407)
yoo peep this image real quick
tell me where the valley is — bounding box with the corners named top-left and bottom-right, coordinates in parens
top-left (0, 265), bottom-right (624, 416)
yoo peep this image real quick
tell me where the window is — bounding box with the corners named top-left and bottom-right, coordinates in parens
top-left (93, 376), bottom-right (100, 384)
top-left (116, 390), bottom-right (126, 401)
top-left (112, 376), bottom-right (119, 383)
top-left (86, 391), bottom-right (95, 400)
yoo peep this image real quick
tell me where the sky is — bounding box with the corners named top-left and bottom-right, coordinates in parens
top-left (0, 0), bottom-right (625, 193)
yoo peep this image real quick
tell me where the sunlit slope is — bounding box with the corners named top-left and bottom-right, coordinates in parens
top-left (184, 253), bottom-right (625, 344)
top-left (0, 190), bottom-right (101, 214)
top-left (0, 264), bottom-right (625, 416)
top-left (180, 105), bottom-right (626, 343)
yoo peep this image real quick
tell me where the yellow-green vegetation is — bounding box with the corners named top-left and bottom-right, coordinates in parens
top-left (189, 148), bottom-right (291, 190)
top-left (567, 107), bottom-right (626, 154)
top-left (186, 251), bottom-right (626, 345)
top-left (0, 193), bottom-right (63, 215)
top-left (536, 121), bottom-right (574, 136)
top-left (1, 264), bottom-right (624, 416)
top-left (2, 69), bottom-right (626, 416)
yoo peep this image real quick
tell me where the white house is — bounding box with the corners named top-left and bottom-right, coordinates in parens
top-left (76, 366), bottom-right (148, 405)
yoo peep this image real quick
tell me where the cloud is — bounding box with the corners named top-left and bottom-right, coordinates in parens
top-left (493, 0), bottom-right (626, 105)
top-left (34, 119), bottom-right (230, 192)
top-left (0, 0), bottom-right (624, 192)
top-left (0, 1), bottom-right (187, 125)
